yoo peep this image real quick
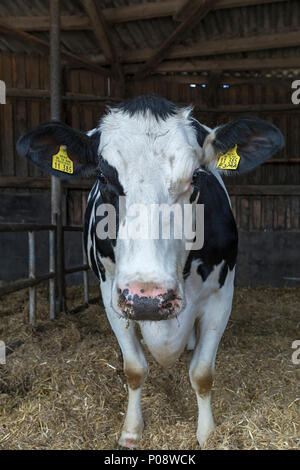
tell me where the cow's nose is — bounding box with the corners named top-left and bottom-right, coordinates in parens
top-left (117, 282), bottom-right (182, 321)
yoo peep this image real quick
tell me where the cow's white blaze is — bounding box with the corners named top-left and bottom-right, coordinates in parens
top-left (99, 107), bottom-right (202, 302)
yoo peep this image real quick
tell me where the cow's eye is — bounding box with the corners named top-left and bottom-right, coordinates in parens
top-left (99, 172), bottom-right (108, 185)
top-left (192, 169), bottom-right (199, 182)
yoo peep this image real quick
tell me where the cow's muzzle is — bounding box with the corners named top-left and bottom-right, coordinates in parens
top-left (116, 282), bottom-right (183, 321)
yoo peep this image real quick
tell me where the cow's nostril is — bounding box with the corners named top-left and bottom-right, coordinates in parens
top-left (116, 282), bottom-right (182, 321)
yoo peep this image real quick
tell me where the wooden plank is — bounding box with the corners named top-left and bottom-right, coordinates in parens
top-left (0, 19), bottom-right (111, 77)
top-left (5, 87), bottom-right (121, 102)
top-left (67, 190), bottom-right (83, 225)
top-left (1, 178), bottom-right (300, 195)
top-left (262, 196), bottom-right (274, 230)
top-left (134, 0), bottom-right (220, 80)
top-left (251, 198), bottom-right (262, 230)
top-left (2, 1), bottom-right (287, 29)
top-left (28, 55), bottom-right (41, 177)
top-left (291, 197), bottom-right (300, 230)
top-left (141, 74), bottom-right (293, 87)
top-left (125, 56), bottom-right (300, 74)
top-left (275, 196), bottom-right (286, 230)
top-left (1, 54), bottom-right (14, 176)
top-left (98, 30), bottom-right (300, 66)
top-left (81, 0), bottom-right (114, 63)
top-left (227, 185), bottom-right (300, 196)
top-left (174, 0), bottom-right (200, 21)
top-left (0, 177), bottom-right (95, 190)
top-left (81, 0), bottom-right (124, 92)
top-left (240, 197), bottom-right (250, 230)
top-left (14, 55), bottom-right (28, 177)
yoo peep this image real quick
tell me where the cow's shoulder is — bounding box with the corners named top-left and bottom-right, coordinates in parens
top-left (184, 169), bottom-right (238, 287)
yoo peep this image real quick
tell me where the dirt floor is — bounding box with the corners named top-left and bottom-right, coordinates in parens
top-left (0, 284), bottom-right (299, 450)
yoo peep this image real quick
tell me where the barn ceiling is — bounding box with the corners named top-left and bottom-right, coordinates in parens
top-left (0, 0), bottom-right (299, 82)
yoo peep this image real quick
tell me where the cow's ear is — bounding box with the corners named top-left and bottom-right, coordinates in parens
top-left (202, 116), bottom-right (285, 174)
top-left (190, 117), bottom-right (210, 147)
top-left (16, 121), bottom-right (100, 179)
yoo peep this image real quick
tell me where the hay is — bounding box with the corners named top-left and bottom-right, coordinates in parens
top-left (0, 285), bottom-right (299, 450)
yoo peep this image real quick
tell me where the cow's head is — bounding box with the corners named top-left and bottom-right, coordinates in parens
top-left (17, 94), bottom-right (284, 321)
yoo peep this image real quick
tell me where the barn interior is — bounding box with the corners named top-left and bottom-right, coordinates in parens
top-left (0, 0), bottom-right (300, 289)
top-left (0, 0), bottom-right (299, 451)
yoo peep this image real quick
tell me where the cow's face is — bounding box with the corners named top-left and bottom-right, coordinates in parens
top-left (98, 104), bottom-right (204, 320)
top-left (17, 94), bottom-right (284, 321)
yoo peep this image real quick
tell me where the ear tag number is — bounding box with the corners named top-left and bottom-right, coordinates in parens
top-left (216, 144), bottom-right (240, 170)
top-left (52, 145), bottom-right (73, 174)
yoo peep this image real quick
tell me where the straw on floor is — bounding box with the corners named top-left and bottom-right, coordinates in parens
top-left (0, 284), bottom-right (299, 450)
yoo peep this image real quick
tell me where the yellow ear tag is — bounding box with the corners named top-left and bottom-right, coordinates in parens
top-left (52, 145), bottom-right (73, 174)
top-left (216, 144), bottom-right (240, 170)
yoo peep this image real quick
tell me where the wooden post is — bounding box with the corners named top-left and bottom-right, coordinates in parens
top-left (50, 0), bottom-right (65, 315)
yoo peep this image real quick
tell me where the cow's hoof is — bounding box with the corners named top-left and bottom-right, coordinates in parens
top-left (197, 424), bottom-right (215, 449)
top-left (118, 432), bottom-right (141, 449)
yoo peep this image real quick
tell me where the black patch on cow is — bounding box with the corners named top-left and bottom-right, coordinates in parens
top-left (190, 118), bottom-right (210, 147)
top-left (183, 171), bottom-right (238, 287)
top-left (114, 94), bottom-right (179, 121)
top-left (99, 157), bottom-right (125, 198)
top-left (212, 116), bottom-right (285, 175)
top-left (218, 262), bottom-right (229, 288)
top-left (16, 121), bottom-right (100, 179)
top-left (83, 159), bottom-right (125, 281)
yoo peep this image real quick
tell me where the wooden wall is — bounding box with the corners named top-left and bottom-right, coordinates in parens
top-left (0, 52), bottom-right (299, 285)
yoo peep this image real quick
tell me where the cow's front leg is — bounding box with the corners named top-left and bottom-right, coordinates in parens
top-left (106, 307), bottom-right (147, 448)
top-left (189, 276), bottom-right (234, 448)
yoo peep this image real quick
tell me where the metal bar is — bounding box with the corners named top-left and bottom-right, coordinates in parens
top-left (0, 224), bottom-right (55, 232)
top-left (49, 229), bottom-right (56, 320)
top-left (28, 232), bottom-right (36, 325)
top-left (64, 264), bottom-right (89, 274)
top-left (55, 212), bottom-right (66, 312)
top-left (0, 273), bottom-right (55, 297)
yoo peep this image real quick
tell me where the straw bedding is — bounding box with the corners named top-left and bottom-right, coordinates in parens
top-left (0, 284), bottom-right (299, 450)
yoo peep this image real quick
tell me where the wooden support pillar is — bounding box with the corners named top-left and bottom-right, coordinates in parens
top-left (50, 0), bottom-right (65, 315)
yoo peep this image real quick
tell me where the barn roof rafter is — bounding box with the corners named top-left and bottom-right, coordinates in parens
top-left (0, 0), bottom-right (297, 82)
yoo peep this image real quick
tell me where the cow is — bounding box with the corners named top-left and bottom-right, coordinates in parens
top-left (17, 94), bottom-right (284, 448)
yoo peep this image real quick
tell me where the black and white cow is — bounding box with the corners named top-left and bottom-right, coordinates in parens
top-left (17, 94), bottom-right (284, 448)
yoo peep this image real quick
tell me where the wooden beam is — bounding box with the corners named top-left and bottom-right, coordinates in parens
top-left (102, 0), bottom-right (288, 23)
top-left (1, 180), bottom-right (300, 193)
top-left (227, 185), bottom-right (300, 195)
top-left (5, 88), bottom-right (122, 102)
top-left (0, 18), bottom-right (111, 77)
top-left (81, 0), bottom-right (124, 91)
top-left (86, 31), bottom-right (300, 66)
top-left (81, 0), bottom-right (114, 63)
top-left (173, 0), bottom-right (198, 22)
top-left (1, 1), bottom-right (286, 30)
top-left (193, 103), bottom-right (300, 112)
top-left (134, 0), bottom-right (221, 80)
top-left (125, 56), bottom-right (300, 74)
top-left (3, 15), bottom-right (91, 31)
top-left (148, 74), bottom-right (293, 87)
top-left (0, 177), bottom-right (95, 190)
